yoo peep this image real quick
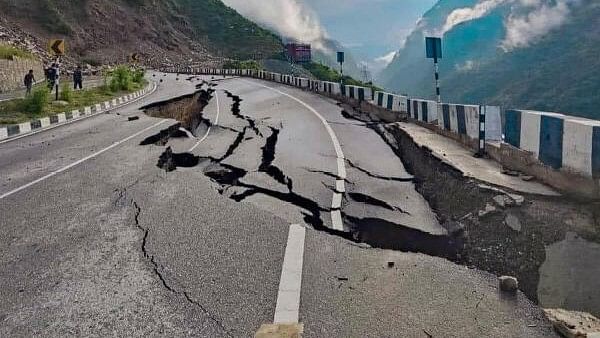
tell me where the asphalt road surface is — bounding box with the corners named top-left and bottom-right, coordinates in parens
top-left (0, 73), bottom-right (557, 337)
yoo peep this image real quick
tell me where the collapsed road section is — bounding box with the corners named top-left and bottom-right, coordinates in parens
top-left (340, 102), bottom-right (600, 317)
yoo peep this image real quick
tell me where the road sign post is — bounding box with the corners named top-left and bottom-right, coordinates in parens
top-left (425, 37), bottom-right (442, 103)
top-left (49, 40), bottom-right (65, 101)
top-left (337, 51), bottom-right (345, 85)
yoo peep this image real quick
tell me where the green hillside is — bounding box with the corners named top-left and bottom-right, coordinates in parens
top-left (0, 0), bottom-right (283, 61)
top-left (380, 0), bottom-right (600, 119)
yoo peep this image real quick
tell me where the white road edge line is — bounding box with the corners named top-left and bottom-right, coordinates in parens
top-left (0, 120), bottom-right (167, 200)
top-left (239, 79), bottom-right (346, 232)
top-left (189, 90), bottom-right (220, 152)
top-left (274, 224), bottom-right (306, 324)
top-left (0, 81), bottom-right (158, 145)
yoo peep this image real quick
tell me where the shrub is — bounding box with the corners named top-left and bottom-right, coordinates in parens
top-left (0, 44), bottom-right (33, 60)
top-left (223, 60), bottom-right (261, 70)
top-left (132, 68), bottom-right (145, 84)
top-left (109, 66), bottom-right (132, 92)
top-left (23, 87), bottom-right (49, 114)
top-left (60, 83), bottom-right (72, 102)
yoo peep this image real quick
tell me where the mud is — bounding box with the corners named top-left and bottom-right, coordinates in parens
top-left (141, 86), bottom-right (214, 136)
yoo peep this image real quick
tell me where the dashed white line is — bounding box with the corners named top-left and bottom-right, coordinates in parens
top-left (239, 79), bottom-right (349, 324)
top-left (0, 120), bottom-right (167, 200)
top-left (239, 79), bottom-right (347, 231)
top-left (274, 224), bottom-right (306, 324)
top-left (189, 90), bottom-right (220, 152)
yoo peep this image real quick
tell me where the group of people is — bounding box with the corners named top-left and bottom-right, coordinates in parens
top-left (23, 64), bottom-right (84, 95)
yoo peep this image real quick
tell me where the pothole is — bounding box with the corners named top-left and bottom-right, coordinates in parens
top-left (141, 86), bottom-right (214, 137)
top-left (157, 147), bottom-right (200, 172)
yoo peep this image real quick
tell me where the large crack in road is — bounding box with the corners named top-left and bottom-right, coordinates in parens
top-left (340, 101), bottom-right (600, 315)
top-left (138, 87), bottom-right (466, 258)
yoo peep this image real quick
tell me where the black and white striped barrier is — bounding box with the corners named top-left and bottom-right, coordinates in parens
top-left (0, 82), bottom-right (156, 141)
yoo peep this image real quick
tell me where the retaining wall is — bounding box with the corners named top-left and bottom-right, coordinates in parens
top-left (0, 56), bottom-right (44, 93)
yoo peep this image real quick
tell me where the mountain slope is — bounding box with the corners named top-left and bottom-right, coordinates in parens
top-left (0, 0), bottom-right (282, 65)
top-left (380, 0), bottom-right (600, 119)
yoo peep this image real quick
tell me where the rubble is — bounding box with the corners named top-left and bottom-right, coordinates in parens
top-left (544, 308), bottom-right (600, 338)
top-left (499, 276), bottom-right (519, 293)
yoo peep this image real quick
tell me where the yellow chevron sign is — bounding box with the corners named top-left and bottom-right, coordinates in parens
top-left (49, 39), bottom-right (65, 56)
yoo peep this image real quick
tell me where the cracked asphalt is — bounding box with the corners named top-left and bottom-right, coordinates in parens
top-left (0, 72), bottom-right (557, 337)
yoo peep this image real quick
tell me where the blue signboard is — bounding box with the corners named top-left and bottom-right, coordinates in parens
top-left (337, 51), bottom-right (345, 63)
top-left (426, 37), bottom-right (442, 60)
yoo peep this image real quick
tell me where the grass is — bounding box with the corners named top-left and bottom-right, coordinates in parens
top-left (223, 60), bottom-right (261, 70)
top-left (303, 62), bottom-right (383, 92)
top-left (0, 44), bottom-right (34, 60)
top-left (0, 67), bottom-right (147, 125)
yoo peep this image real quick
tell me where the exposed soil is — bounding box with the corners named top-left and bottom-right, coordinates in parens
top-left (340, 102), bottom-right (600, 315)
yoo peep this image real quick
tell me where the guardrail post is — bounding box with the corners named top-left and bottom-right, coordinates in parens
top-left (478, 105), bottom-right (486, 157)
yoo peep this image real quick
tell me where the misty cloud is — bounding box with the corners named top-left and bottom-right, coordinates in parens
top-left (439, 0), bottom-right (580, 50)
top-left (441, 0), bottom-right (508, 35)
top-left (501, 0), bottom-right (579, 51)
top-left (221, 0), bottom-right (329, 51)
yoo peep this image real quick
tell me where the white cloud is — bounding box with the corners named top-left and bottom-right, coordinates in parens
top-left (221, 0), bottom-right (329, 51)
top-left (375, 51), bottom-right (397, 65)
top-left (501, 0), bottom-right (578, 51)
top-left (438, 0), bottom-right (580, 50)
top-left (441, 0), bottom-right (509, 35)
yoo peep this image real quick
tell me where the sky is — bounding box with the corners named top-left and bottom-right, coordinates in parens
top-left (222, 0), bottom-right (437, 71)
top-left (304, 0), bottom-right (437, 59)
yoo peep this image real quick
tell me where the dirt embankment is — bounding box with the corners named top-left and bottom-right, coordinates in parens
top-left (341, 103), bottom-right (600, 315)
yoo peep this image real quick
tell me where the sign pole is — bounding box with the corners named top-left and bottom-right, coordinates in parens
top-left (425, 37), bottom-right (442, 103)
top-left (434, 57), bottom-right (441, 103)
top-left (55, 56), bottom-right (60, 101)
top-left (337, 51), bottom-right (345, 86)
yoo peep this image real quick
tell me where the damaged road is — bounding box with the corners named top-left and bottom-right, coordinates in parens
top-left (0, 73), bottom-right (560, 337)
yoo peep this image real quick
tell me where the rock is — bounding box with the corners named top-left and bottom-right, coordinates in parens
top-left (255, 323), bottom-right (303, 338)
top-left (502, 169), bottom-right (521, 177)
top-left (521, 175), bottom-right (535, 182)
top-left (509, 194), bottom-right (525, 206)
top-left (478, 203), bottom-right (497, 217)
top-left (493, 195), bottom-right (515, 208)
top-left (544, 308), bottom-right (600, 338)
top-left (128, 116), bottom-right (139, 121)
top-left (498, 276), bottom-right (519, 293)
top-left (505, 213), bottom-right (522, 232)
top-left (51, 100), bottom-right (69, 106)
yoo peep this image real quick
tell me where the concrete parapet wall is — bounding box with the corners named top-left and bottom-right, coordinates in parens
top-left (504, 109), bottom-right (600, 179)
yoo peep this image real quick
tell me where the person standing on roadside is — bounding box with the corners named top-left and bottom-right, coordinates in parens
top-left (47, 63), bottom-right (57, 90)
top-left (24, 69), bottom-right (35, 95)
top-left (73, 65), bottom-right (83, 90)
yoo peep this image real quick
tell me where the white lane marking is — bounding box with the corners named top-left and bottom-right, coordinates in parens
top-left (239, 79), bottom-right (347, 228)
top-left (179, 127), bottom-right (195, 139)
top-left (0, 120), bottom-right (167, 200)
top-left (332, 193), bottom-right (343, 210)
top-left (189, 90), bottom-right (220, 152)
top-left (335, 179), bottom-right (346, 193)
top-left (274, 224), bottom-right (306, 324)
top-left (0, 82), bottom-right (158, 146)
top-left (331, 210), bottom-right (344, 231)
